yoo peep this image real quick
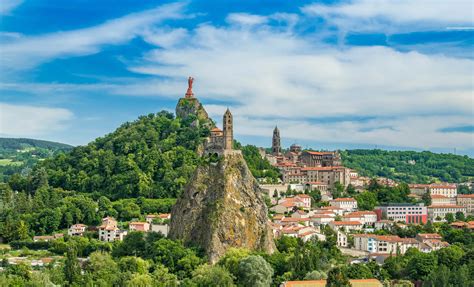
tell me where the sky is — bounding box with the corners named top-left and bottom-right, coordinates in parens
top-left (0, 0), bottom-right (473, 156)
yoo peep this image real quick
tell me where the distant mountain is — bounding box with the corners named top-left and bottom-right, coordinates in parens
top-left (0, 138), bottom-right (73, 181)
top-left (341, 149), bottom-right (474, 184)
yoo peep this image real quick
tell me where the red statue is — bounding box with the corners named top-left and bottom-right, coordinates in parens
top-left (185, 76), bottom-right (194, 98)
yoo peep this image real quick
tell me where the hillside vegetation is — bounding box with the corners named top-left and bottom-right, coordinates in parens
top-left (0, 138), bottom-right (73, 182)
top-left (341, 149), bottom-right (474, 183)
top-left (35, 111), bottom-right (208, 199)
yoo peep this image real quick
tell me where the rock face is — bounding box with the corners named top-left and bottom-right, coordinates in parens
top-left (175, 98), bottom-right (211, 126)
top-left (169, 151), bottom-right (276, 263)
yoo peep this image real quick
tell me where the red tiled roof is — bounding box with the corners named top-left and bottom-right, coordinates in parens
top-left (428, 205), bottom-right (465, 209)
top-left (458, 194), bottom-right (474, 198)
top-left (331, 221), bottom-right (362, 226)
top-left (332, 197), bottom-right (356, 202)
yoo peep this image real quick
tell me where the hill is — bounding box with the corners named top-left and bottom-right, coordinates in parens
top-left (0, 138), bottom-right (73, 182)
top-left (36, 111), bottom-right (209, 199)
top-left (341, 149), bottom-right (474, 183)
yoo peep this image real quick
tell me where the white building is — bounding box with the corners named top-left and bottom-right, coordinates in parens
top-left (329, 221), bottom-right (363, 232)
top-left (329, 198), bottom-right (358, 212)
top-left (68, 224), bottom-right (87, 236)
top-left (428, 205), bottom-right (467, 222)
top-left (343, 211), bottom-right (378, 226)
top-left (457, 194), bottom-right (474, 214)
top-left (98, 217), bottom-right (127, 242)
top-left (429, 184), bottom-right (457, 198)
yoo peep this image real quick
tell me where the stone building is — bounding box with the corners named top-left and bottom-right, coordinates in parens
top-left (205, 109), bottom-right (234, 155)
top-left (300, 150), bottom-right (341, 167)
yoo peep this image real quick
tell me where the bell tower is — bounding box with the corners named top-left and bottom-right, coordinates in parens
top-left (272, 126), bottom-right (281, 155)
top-left (223, 109), bottom-right (233, 150)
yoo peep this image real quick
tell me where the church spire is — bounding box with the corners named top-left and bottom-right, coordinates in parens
top-left (272, 126), bottom-right (281, 155)
top-left (223, 109), bottom-right (233, 150)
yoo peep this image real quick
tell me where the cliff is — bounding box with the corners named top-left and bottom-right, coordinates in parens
top-left (169, 151), bottom-right (276, 263)
top-left (175, 97), bottom-right (212, 127)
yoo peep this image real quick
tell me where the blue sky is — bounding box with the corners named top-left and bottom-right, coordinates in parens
top-left (1, 0), bottom-right (473, 155)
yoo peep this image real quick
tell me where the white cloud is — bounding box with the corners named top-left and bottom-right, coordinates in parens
top-left (124, 21), bottom-right (473, 150)
top-left (302, 0), bottom-right (474, 32)
top-left (226, 13), bottom-right (268, 26)
top-left (0, 2), bottom-right (186, 70)
top-left (0, 103), bottom-right (73, 136)
top-left (0, 0), bottom-right (22, 15)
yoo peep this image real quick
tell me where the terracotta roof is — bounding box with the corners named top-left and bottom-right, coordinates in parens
top-left (418, 233), bottom-right (442, 239)
top-left (281, 217), bottom-right (310, 222)
top-left (295, 194), bottom-right (311, 198)
top-left (331, 221), bottom-right (362, 226)
top-left (457, 194), bottom-right (474, 198)
top-left (301, 166), bottom-right (344, 171)
top-left (130, 222), bottom-right (148, 226)
top-left (210, 127), bottom-right (222, 132)
top-left (332, 197), bottom-right (357, 202)
top-left (428, 205), bottom-right (465, 209)
top-left (430, 194), bottom-right (449, 199)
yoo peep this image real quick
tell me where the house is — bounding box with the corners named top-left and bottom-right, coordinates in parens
top-left (430, 195), bottom-right (455, 205)
top-left (310, 214), bottom-right (335, 226)
top-left (280, 279), bottom-right (383, 287)
top-left (450, 221), bottom-right (474, 229)
top-left (68, 224), bottom-right (87, 236)
top-left (374, 220), bottom-right (394, 230)
top-left (294, 194), bottom-right (312, 209)
top-left (33, 233), bottom-right (63, 242)
top-left (329, 221), bottom-right (363, 232)
top-left (129, 222), bottom-right (150, 232)
top-left (291, 210), bottom-right (310, 219)
top-left (457, 194), bottom-right (474, 214)
top-left (98, 217), bottom-right (127, 242)
top-left (343, 211), bottom-right (378, 226)
top-left (145, 213), bottom-right (171, 224)
top-left (416, 233), bottom-right (449, 252)
top-left (427, 205), bottom-right (467, 221)
top-left (353, 234), bottom-right (419, 255)
top-left (428, 184), bottom-right (457, 198)
top-left (329, 198), bottom-right (358, 211)
top-left (319, 206), bottom-right (345, 216)
top-left (280, 217), bottom-right (311, 227)
top-left (336, 231), bottom-right (348, 247)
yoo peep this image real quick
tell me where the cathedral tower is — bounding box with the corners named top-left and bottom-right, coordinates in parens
top-left (272, 126), bottom-right (281, 155)
top-left (223, 109), bottom-right (233, 150)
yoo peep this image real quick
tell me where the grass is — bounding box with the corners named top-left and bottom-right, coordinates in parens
top-left (0, 159), bottom-right (23, 166)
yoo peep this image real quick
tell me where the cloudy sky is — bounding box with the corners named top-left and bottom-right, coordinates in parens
top-left (1, 0), bottom-right (473, 155)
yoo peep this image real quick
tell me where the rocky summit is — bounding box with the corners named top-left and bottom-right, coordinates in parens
top-left (169, 150), bottom-right (276, 263)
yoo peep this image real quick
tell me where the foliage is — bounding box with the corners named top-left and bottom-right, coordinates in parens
top-left (29, 111), bottom-right (206, 199)
top-left (191, 264), bottom-right (235, 287)
top-left (237, 144), bottom-right (281, 183)
top-left (326, 267), bottom-right (351, 287)
top-left (0, 138), bottom-right (73, 183)
top-left (236, 255), bottom-right (273, 287)
top-left (341, 149), bottom-right (474, 183)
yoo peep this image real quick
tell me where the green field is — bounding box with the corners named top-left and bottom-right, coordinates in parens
top-left (0, 159), bottom-right (23, 166)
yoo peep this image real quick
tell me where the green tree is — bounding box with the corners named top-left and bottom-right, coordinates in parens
top-left (125, 274), bottom-right (153, 287)
top-left (84, 251), bottom-right (119, 286)
top-left (237, 255), bottom-right (273, 287)
top-left (151, 264), bottom-right (178, 287)
top-left (455, 211), bottom-right (466, 221)
top-left (345, 264), bottom-right (373, 279)
top-left (445, 213), bottom-right (455, 223)
top-left (355, 192), bottom-right (378, 211)
top-left (304, 270), bottom-right (327, 280)
top-left (421, 192), bottom-right (431, 206)
top-left (326, 267), bottom-right (350, 287)
top-left (191, 264), bottom-right (235, 287)
top-left (218, 248), bottom-right (250, 278)
top-left (63, 248), bottom-right (81, 286)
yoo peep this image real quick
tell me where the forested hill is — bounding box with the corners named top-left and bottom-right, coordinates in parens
top-left (341, 149), bottom-right (474, 183)
top-left (0, 138), bottom-right (73, 182)
top-left (0, 138), bottom-right (72, 151)
top-left (16, 111), bottom-right (209, 199)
